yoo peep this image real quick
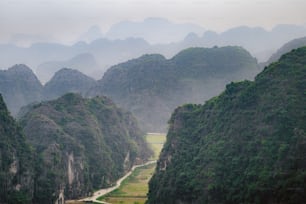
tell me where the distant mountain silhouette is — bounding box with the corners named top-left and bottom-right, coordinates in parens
top-left (77, 25), bottom-right (104, 43)
top-left (36, 53), bottom-right (100, 83)
top-left (0, 38), bottom-right (151, 81)
top-left (105, 17), bottom-right (205, 44)
top-left (176, 24), bottom-right (306, 62)
top-left (1, 23), bottom-right (305, 83)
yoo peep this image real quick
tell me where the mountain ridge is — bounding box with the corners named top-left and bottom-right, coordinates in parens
top-left (0, 64), bottom-right (43, 115)
top-left (91, 46), bottom-right (260, 131)
top-left (1, 23), bottom-right (305, 81)
top-left (43, 68), bottom-right (97, 100)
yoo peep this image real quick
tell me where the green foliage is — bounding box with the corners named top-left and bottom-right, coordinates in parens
top-left (7, 190), bottom-right (32, 204)
top-left (0, 94), bottom-right (34, 204)
top-left (19, 93), bottom-right (152, 203)
top-left (43, 68), bottom-right (97, 100)
top-left (147, 47), bottom-right (306, 204)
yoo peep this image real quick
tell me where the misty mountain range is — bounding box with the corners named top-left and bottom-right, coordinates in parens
top-left (0, 34), bottom-right (306, 126)
top-left (0, 34), bottom-right (306, 124)
top-left (1, 46), bottom-right (260, 132)
top-left (103, 17), bottom-right (206, 44)
top-left (1, 18), bottom-right (306, 83)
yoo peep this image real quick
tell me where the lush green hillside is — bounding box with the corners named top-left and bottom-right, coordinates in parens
top-left (147, 47), bottom-right (306, 204)
top-left (92, 46), bottom-right (260, 132)
top-left (19, 93), bottom-right (152, 203)
top-left (0, 94), bottom-right (34, 204)
top-left (0, 64), bottom-right (43, 116)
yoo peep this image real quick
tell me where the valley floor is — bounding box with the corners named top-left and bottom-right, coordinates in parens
top-left (66, 133), bottom-right (166, 204)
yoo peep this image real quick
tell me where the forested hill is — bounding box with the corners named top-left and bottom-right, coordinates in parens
top-left (43, 68), bottom-right (97, 100)
top-left (0, 94), bottom-right (34, 203)
top-left (147, 47), bottom-right (306, 204)
top-left (19, 93), bottom-right (152, 203)
top-left (92, 46), bottom-right (260, 132)
top-left (0, 64), bottom-right (43, 115)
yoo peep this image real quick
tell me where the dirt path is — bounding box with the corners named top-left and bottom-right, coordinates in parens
top-left (77, 160), bottom-right (156, 204)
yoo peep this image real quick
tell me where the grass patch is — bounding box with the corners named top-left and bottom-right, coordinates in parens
top-left (146, 133), bottom-right (166, 143)
top-left (146, 133), bottom-right (166, 160)
top-left (103, 197), bottom-right (146, 204)
top-left (98, 134), bottom-right (166, 204)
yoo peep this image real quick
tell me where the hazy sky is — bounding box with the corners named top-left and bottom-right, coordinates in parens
top-left (1, 0), bottom-right (306, 44)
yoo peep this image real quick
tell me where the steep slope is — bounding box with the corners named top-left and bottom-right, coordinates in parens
top-left (0, 64), bottom-right (43, 115)
top-left (0, 94), bottom-right (34, 204)
top-left (19, 93), bottom-right (152, 203)
top-left (92, 46), bottom-right (259, 132)
top-left (147, 47), bottom-right (306, 204)
top-left (264, 36), bottom-right (306, 66)
top-left (43, 68), bottom-right (97, 100)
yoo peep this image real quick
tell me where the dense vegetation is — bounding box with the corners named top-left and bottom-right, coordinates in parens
top-left (0, 94), bottom-right (34, 204)
top-left (18, 93), bottom-right (152, 203)
top-left (0, 91), bottom-right (153, 203)
top-left (92, 46), bottom-right (260, 132)
top-left (147, 47), bottom-right (306, 204)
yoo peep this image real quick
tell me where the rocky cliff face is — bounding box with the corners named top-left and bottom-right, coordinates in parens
top-left (19, 93), bottom-right (152, 203)
top-left (0, 64), bottom-right (43, 116)
top-left (0, 94), bottom-right (34, 204)
top-left (147, 47), bottom-right (306, 204)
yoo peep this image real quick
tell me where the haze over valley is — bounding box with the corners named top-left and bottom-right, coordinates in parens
top-left (0, 0), bottom-right (306, 203)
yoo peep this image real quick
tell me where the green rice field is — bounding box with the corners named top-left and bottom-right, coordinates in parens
top-left (97, 133), bottom-right (166, 204)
